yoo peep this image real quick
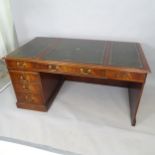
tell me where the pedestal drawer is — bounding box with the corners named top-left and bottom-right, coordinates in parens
top-left (12, 82), bottom-right (42, 94)
top-left (17, 93), bottom-right (44, 105)
top-left (9, 71), bottom-right (40, 83)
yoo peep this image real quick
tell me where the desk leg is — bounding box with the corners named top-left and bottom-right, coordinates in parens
top-left (128, 82), bottom-right (145, 126)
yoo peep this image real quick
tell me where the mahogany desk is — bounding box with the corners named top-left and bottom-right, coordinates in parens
top-left (5, 37), bottom-right (151, 126)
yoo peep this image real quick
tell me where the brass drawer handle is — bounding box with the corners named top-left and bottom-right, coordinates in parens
top-left (16, 62), bottom-right (26, 68)
top-left (19, 75), bottom-right (28, 82)
top-left (22, 85), bottom-right (29, 90)
top-left (16, 62), bottom-right (20, 66)
top-left (48, 65), bottom-right (59, 71)
top-left (80, 68), bottom-right (91, 75)
top-left (20, 75), bottom-right (27, 80)
top-left (20, 76), bottom-right (27, 84)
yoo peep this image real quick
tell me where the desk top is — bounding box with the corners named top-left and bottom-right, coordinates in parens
top-left (6, 37), bottom-right (150, 73)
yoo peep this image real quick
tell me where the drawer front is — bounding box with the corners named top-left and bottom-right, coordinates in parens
top-left (6, 60), bottom-right (33, 70)
top-left (61, 65), bottom-right (106, 78)
top-left (35, 63), bottom-right (60, 71)
top-left (106, 70), bottom-right (145, 82)
top-left (13, 83), bottom-right (42, 94)
top-left (17, 93), bottom-right (44, 105)
top-left (35, 63), bottom-right (107, 79)
top-left (9, 71), bottom-right (40, 83)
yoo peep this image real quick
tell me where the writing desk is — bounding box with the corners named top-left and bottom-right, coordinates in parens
top-left (5, 37), bottom-right (150, 126)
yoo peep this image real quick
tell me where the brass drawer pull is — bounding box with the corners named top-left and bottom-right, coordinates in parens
top-left (16, 62), bottom-right (20, 66)
top-left (22, 85), bottom-right (29, 90)
top-left (19, 75), bottom-right (28, 82)
top-left (20, 76), bottom-right (27, 84)
top-left (20, 75), bottom-right (27, 80)
top-left (16, 62), bottom-right (26, 68)
top-left (80, 68), bottom-right (91, 75)
top-left (48, 65), bottom-right (59, 71)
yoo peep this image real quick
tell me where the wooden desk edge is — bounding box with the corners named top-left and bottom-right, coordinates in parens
top-left (4, 56), bottom-right (150, 74)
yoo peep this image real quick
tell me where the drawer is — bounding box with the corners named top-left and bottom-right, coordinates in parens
top-left (106, 70), bottom-right (145, 82)
top-left (17, 93), bottom-right (44, 105)
top-left (35, 63), bottom-right (107, 79)
top-left (6, 60), bottom-right (33, 70)
top-left (9, 71), bottom-right (40, 83)
top-left (61, 65), bottom-right (106, 78)
top-left (35, 63), bottom-right (60, 72)
top-left (13, 82), bottom-right (42, 94)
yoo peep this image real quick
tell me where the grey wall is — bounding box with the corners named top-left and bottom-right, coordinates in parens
top-left (11, 0), bottom-right (155, 83)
